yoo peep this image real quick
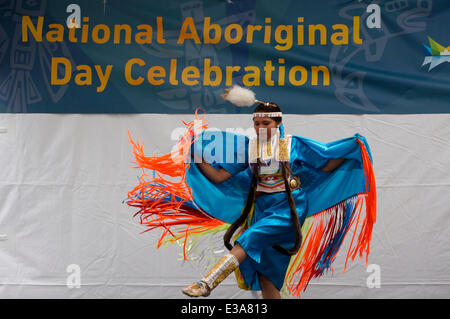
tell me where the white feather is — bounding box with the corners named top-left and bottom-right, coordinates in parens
top-left (224, 85), bottom-right (256, 107)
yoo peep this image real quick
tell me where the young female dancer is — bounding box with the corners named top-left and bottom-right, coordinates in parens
top-left (182, 102), bottom-right (345, 298)
top-left (127, 86), bottom-right (376, 299)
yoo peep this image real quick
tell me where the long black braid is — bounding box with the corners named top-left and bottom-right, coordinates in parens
top-left (223, 161), bottom-right (259, 251)
top-left (271, 161), bottom-right (303, 255)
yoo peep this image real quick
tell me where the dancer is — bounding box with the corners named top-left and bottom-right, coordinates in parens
top-left (126, 85), bottom-right (376, 298)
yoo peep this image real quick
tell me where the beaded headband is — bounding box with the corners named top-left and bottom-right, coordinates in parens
top-left (253, 112), bottom-right (283, 118)
top-left (253, 99), bottom-right (282, 118)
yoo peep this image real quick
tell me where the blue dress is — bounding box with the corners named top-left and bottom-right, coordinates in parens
top-left (220, 136), bottom-right (329, 290)
top-left (236, 190), bottom-right (305, 290)
top-left (186, 131), bottom-right (370, 291)
top-left (127, 127), bottom-right (375, 294)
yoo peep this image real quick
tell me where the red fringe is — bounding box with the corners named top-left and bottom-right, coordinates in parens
top-left (126, 110), bottom-right (224, 260)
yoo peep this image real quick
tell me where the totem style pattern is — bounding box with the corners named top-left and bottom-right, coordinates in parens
top-left (0, 0), bottom-right (74, 113)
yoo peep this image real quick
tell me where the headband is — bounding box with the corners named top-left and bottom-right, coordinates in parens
top-left (253, 112), bottom-right (283, 118)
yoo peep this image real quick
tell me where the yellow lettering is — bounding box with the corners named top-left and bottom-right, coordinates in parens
top-left (311, 66), bottom-right (330, 86)
top-left (274, 25), bottom-right (293, 51)
top-left (156, 17), bottom-right (166, 44)
top-left (243, 66), bottom-right (260, 86)
top-left (225, 66), bottom-right (241, 86)
top-left (177, 17), bottom-right (201, 44)
top-left (246, 25), bottom-right (262, 43)
top-left (22, 16), bottom-right (43, 42)
top-left (169, 59), bottom-right (178, 85)
top-left (92, 24), bottom-right (111, 44)
top-left (125, 58), bottom-right (145, 86)
top-left (308, 24), bottom-right (327, 45)
top-left (278, 58), bottom-right (285, 85)
top-left (331, 24), bottom-right (349, 45)
top-left (51, 57), bottom-right (71, 85)
top-left (74, 65), bottom-right (92, 86)
top-left (224, 24), bottom-right (243, 44)
top-left (289, 65), bottom-right (307, 86)
top-left (353, 16), bottom-right (363, 44)
top-left (68, 26), bottom-right (78, 42)
top-left (204, 18), bottom-right (221, 44)
top-left (135, 25), bottom-right (153, 44)
top-left (114, 24), bottom-right (132, 44)
top-left (95, 65), bottom-right (113, 92)
top-left (81, 17), bottom-right (89, 43)
top-left (297, 17), bottom-right (304, 45)
top-left (264, 60), bottom-right (275, 86)
top-left (182, 66), bottom-right (200, 85)
top-left (203, 58), bottom-right (222, 86)
top-left (147, 66), bottom-right (166, 85)
top-left (46, 24), bottom-right (64, 42)
top-left (264, 18), bottom-right (271, 43)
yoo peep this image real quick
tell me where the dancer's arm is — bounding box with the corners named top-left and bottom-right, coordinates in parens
top-left (321, 158), bottom-right (346, 172)
top-left (193, 154), bottom-right (232, 184)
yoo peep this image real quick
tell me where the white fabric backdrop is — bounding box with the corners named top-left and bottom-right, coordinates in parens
top-left (0, 113), bottom-right (449, 298)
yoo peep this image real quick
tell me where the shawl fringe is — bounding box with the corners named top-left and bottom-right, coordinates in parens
top-left (285, 138), bottom-right (376, 297)
top-left (126, 110), bottom-right (224, 260)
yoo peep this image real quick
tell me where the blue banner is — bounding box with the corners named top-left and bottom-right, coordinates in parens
top-left (0, 0), bottom-right (449, 114)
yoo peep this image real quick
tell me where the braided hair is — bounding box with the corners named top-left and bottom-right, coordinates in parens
top-left (223, 102), bottom-right (303, 256)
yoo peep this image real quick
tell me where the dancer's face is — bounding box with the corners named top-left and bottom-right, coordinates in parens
top-left (253, 116), bottom-right (279, 140)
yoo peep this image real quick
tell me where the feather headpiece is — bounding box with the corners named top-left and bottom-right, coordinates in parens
top-left (221, 85), bottom-right (282, 118)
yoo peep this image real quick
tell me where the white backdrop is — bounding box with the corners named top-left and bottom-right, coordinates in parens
top-left (0, 113), bottom-right (449, 298)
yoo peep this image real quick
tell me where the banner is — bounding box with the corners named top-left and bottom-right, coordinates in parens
top-left (0, 0), bottom-right (449, 114)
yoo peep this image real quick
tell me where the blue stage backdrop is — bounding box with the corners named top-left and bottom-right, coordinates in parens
top-left (0, 0), bottom-right (449, 114)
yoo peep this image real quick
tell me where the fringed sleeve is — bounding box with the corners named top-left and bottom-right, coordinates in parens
top-left (125, 110), bottom-right (226, 260)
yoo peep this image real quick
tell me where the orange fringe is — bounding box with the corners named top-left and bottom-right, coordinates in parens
top-left (347, 139), bottom-right (377, 266)
top-left (286, 136), bottom-right (376, 297)
top-left (126, 109), bottom-right (224, 260)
